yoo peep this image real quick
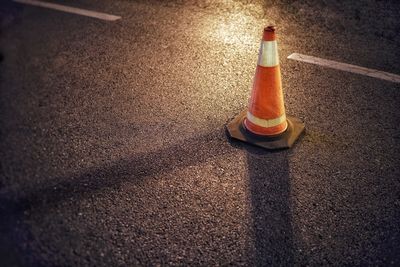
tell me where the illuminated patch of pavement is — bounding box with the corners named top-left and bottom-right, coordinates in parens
top-left (0, 0), bottom-right (399, 266)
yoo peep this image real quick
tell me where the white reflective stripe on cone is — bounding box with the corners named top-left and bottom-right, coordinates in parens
top-left (246, 112), bottom-right (286, 128)
top-left (258, 40), bottom-right (279, 67)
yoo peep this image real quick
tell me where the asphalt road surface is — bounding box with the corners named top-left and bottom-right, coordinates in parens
top-left (1, 0), bottom-right (400, 266)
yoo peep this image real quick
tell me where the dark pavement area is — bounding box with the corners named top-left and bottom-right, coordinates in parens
top-left (1, 0), bottom-right (399, 266)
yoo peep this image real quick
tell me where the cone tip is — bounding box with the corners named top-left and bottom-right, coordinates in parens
top-left (262, 25), bottom-right (276, 41)
top-left (264, 25), bottom-right (276, 32)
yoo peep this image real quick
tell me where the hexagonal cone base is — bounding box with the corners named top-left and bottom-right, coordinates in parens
top-left (226, 110), bottom-right (305, 150)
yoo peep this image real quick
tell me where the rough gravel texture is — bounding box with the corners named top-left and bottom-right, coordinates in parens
top-left (1, 0), bottom-right (399, 266)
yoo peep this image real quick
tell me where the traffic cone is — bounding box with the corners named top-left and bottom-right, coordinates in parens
top-left (227, 26), bottom-right (305, 150)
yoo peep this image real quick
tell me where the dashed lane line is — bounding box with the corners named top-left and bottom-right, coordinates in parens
top-left (288, 53), bottom-right (400, 83)
top-left (13, 0), bottom-right (121, 21)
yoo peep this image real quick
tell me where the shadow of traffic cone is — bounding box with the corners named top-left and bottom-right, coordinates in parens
top-left (227, 26), bottom-right (305, 150)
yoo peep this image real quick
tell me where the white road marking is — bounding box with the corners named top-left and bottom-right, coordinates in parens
top-left (13, 0), bottom-right (121, 21)
top-left (288, 53), bottom-right (400, 84)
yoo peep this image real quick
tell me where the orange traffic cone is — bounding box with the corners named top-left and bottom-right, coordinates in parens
top-left (227, 26), bottom-right (305, 150)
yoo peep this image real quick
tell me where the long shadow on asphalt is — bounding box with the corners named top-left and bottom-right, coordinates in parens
top-left (0, 127), bottom-right (232, 265)
top-left (1, 127), bottom-right (294, 265)
top-left (1, 128), bottom-right (230, 210)
top-left (244, 145), bottom-right (293, 266)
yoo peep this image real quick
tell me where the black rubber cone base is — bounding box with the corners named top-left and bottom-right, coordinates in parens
top-left (226, 110), bottom-right (305, 150)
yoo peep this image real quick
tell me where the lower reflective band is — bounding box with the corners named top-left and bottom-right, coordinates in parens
top-left (246, 112), bottom-right (286, 128)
